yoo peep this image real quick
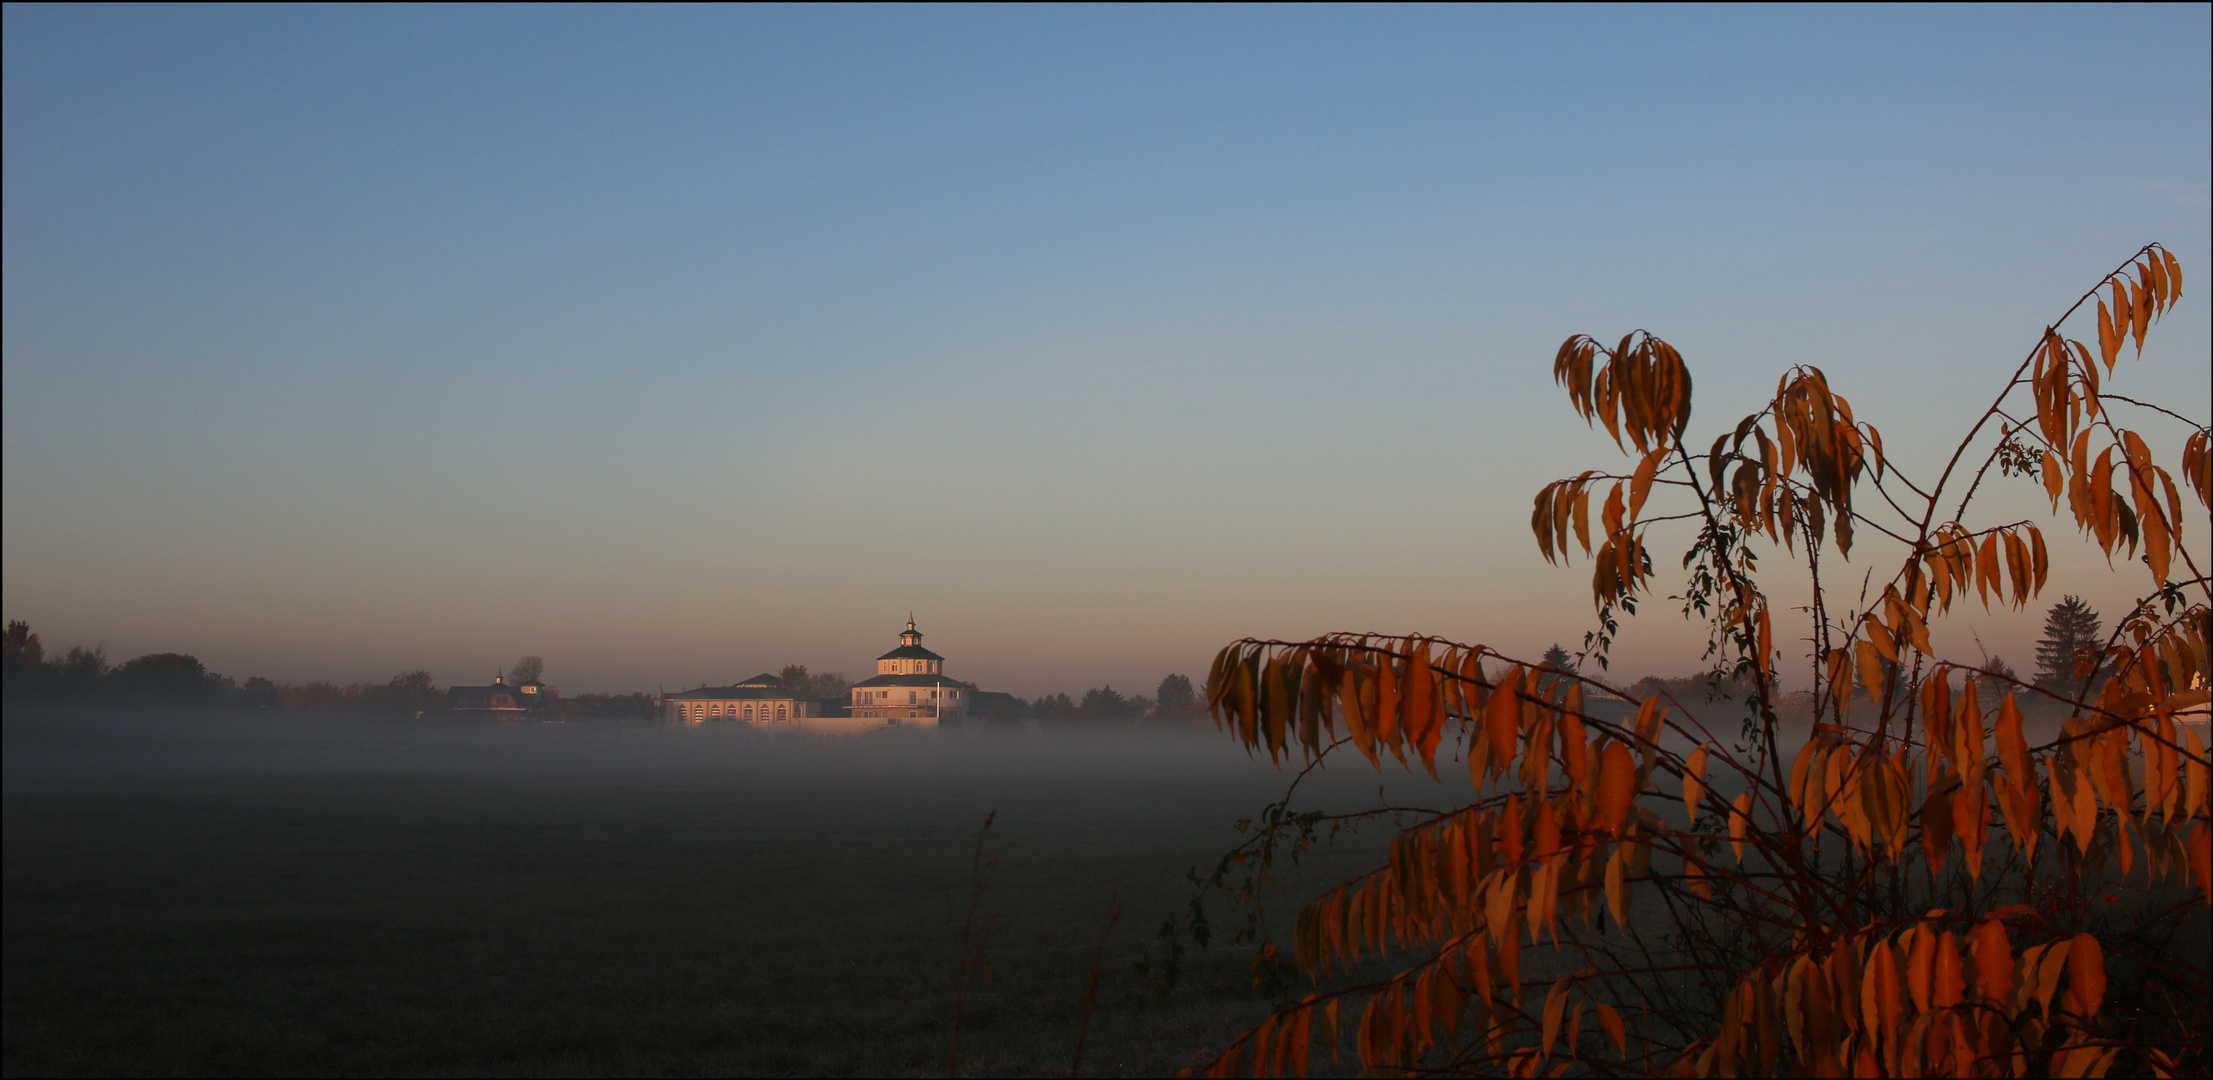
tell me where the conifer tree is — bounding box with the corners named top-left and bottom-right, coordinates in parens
top-left (2033, 594), bottom-right (2103, 691)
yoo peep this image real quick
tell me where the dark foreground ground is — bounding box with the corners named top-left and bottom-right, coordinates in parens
top-left (4, 709), bottom-right (1441, 1077)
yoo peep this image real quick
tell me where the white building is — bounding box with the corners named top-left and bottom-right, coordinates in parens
top-left (658, 617), bottom-right (981, 730)
top-left (848, 618), bottom-right (973, 724)
top-left (661, 671), bottom-right (826, 725)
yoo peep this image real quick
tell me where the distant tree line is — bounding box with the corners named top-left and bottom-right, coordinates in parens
top-left (986, 672), bottom-right (1205, 726)
top-left (1, 621), bottom-right (653, 719)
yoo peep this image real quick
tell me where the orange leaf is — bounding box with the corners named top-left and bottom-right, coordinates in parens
top-left (1632, 696), bottom-right (1666, 752)
top-left (2096, 299), bottom-right (2120, 368)
top-left (1970, 919), bottom-right (2015, 1010)
top-left (1373, 652), bottom-right (1401, 763)
top-left (1558, 710), bottom-right (1588, 798)
top-left (2064, 933), bottom-right (2105, 1022)
top-left (1541, 980), bottom-right (1568, 1059)
top-left (1403, 640), bottom-right (1440, 770)
top-left (1340, 666), bottom-right (1377, 769)
top-left (1629, 447), bottom-right (1664, 521)
top-left (1572, 484), bottom-right (1593, 555)
top-left (1499, 794), bottom-right (1526, 867)
top-left (1683, 745), bottom-right (1710, 822)
top-left (1867, 937), bottom-right (1903, 1043)
top-left (1756, 607), bottom-right (1773, 684)
top-left (1855, 640), bottom-right (1886, 704)
top-left (1906, 926), bottom-right (1935, 1013)
top-left (1484, 669), bottom-right (1520, 779)
top-left (1953, 770), bottom-right (1991, 878)
top-left (2130, 277), bottom-right (2151, 352)
top-left (1533, 796), bottom-right (1560, 859)
top-left (1729, 790), bottom-right (1752, 864)
top-left (1921, 771), bottom-right (1955, 877)
top-left (1596, 742), bottom-right (1635, 836)
top-left (1596, 1001), bottom-right (1626, 1055)
top-left (1996, 696), bottom-right (2029, 783)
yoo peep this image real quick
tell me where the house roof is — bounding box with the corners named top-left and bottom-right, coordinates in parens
top-left (735, 672), bottom-right (784, 687)
top-left (446, 684), bottom-right (529, 710)
top-left (665, 685), bottom-right (809, 701)
top-left (877, 644), bottom-right (944, 661)
top-left (853, 673), bottom-right (975, 690)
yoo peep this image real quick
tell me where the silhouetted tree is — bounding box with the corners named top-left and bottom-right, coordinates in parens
top-left (363, 670), bottom-right (440, 713)
top-left (778, 664), bottom-right (850, 700)
top-left (108, 653), bottom-right (226, 704)
top-left (3, 621), bottom-right (41, 664)
top-left (56, 644), bottom-right (106, 694)
top-left (1031, 692), bottom-right (1075, 718)
top-left (564, 691), bottom-right (656, 720)
top-left (2, 620), bottom-right (46, 695)
top-left (238, 676), bottom-right (281, 709)
top-left (511, 655), bottom-right (545, 685)
top-left (1155, 673), bottom-right (1197, 716)
top-left (1078, 685), bottom-right (1132, 722)
top-left (1978, 655), bottom-right (2023, 702)
top-left (2033, 594), bottom-right (2103, 692)
top-left (1538, 643), bottom-right (1575, 692)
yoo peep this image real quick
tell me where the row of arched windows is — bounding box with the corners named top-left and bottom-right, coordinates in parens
top-left (681, 701), bottom-right (790, 722)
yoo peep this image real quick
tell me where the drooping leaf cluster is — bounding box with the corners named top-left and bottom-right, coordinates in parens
top-left (1185, 246), bottom-right (2210, 1078)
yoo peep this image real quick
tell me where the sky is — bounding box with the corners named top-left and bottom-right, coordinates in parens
top-left (4, 4), bottom-right (2208, 698)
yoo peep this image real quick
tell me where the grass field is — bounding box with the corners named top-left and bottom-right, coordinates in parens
top-left (4, 709), bottom-right (1447, 1076)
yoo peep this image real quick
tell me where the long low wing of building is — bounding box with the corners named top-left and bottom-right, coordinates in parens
top-left (662, 671), bottom-right (823, 725)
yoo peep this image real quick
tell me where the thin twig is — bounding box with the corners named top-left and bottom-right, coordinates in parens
top-left (950, 809), bottom-right (996, 1078)
top-left (1069, 894), bottom-right (1123, 1078)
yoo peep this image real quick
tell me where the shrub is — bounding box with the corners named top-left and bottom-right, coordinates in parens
top-left (1188, 246), bottom-right (2208, 1077)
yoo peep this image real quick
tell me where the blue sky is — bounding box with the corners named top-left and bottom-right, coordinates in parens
top-left (5, 4), bottom-right (2208, 696)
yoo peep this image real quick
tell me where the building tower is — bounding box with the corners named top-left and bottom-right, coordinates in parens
top-left (849, 616), bottom-right (971, 723)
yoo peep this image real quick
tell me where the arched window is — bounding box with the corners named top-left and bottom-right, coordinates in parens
top-left (776, 705), bottom-right (788, 720)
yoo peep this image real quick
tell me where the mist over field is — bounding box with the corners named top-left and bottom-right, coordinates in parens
top-left (3, 706), bottom-right (1460, 1076)
top-left (3, 704), bottom-right (1255, 782)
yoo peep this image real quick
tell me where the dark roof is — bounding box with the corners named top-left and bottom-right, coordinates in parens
top-left (665, 685), bottom-right (811, 701)
top-left (735, 672), bottom-right (784, 687)
top-left (853, 673), bottom-right (976, 690)
top-left (446, 684), bottom-right (529, 710)
top-left (877, 644), bottom-right (944, 661)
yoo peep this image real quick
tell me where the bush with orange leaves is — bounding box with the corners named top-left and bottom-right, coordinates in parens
top-left (1185, 246), bottom-right (2209, 1078)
